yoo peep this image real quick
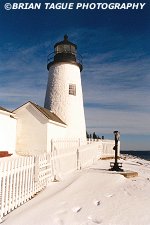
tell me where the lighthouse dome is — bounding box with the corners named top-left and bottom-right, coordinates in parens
top-left (47, 35), bottom-right (83, 71)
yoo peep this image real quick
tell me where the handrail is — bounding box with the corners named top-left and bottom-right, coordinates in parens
top-left (47, 51), bottom-right (83, 65)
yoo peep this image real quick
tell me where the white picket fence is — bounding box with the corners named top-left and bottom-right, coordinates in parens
top-left (51, 138), bottom-right (80, 151)
top-left (0, 154), bottom-right (52, 222)
top-left (0, 138), bottom-right (116, 222)
top-left (50, 138), bottom-right (106, 179)
top-left (100, 140), bottom-right (119, 158)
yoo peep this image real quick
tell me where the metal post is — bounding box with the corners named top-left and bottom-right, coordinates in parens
top-left (114, 133), bottom-right (118, 165)
top-left (110, 131), bottom-right (123, 172)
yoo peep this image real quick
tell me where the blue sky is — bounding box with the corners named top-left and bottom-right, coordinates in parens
top-left (0, 0), bottom-right (150, 150)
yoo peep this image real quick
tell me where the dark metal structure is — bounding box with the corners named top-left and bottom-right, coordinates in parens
top-left (47, 35), bottom-right (83, 71)
top-left (109, 131), bottom-right (123, 172)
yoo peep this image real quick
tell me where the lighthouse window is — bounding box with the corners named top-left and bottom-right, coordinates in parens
top-left (69, 84), bottom-right (76, 96)
top-left (55, 45), bottom-right (71, 53)
top-left (55, 45), bottom-right (64, 53)
top-left (71, 46), bottom-right (76, 54)
top-left (55, 44), bottom-right (76, 54)
top-left (63, 45), bottom-right (70, 52)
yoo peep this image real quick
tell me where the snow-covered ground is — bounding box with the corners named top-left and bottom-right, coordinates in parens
top-left (2, 155), bottom-right (150, 225)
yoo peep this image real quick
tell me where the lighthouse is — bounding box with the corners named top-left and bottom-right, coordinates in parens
top-left (44, 35), bottom-right (86, 141)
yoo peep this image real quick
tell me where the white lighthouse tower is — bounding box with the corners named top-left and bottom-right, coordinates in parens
top-left (44, 35), bottom-right (86, 141)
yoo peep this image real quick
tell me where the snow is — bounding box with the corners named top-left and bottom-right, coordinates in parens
top-left (2, 155), bottom-right (150, 225)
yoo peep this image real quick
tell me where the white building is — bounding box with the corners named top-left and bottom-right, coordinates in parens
top-left (0, 106), bottom-right (16, 155)
top-left (13, 101), bottom-right (66, 155)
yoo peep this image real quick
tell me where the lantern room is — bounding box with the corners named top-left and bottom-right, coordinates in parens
top-left (47, 35), bottom-right (83, 71)
top-left (54, 34), bottom-right (76, 55)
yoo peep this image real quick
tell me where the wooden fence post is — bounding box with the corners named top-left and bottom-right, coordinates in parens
top-left (77, 149), bottom-right (81, 170)
top-left (50, 139), bottom-right (55, 179)
top-left (34, 156), bottom-right (39, 183)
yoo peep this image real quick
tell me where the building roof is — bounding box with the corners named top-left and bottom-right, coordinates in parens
top-left (30, 102), bottom-right (66, 125)
top-left (0, 106), bottom-right (12, 113)
top-left (13, 101), bottom-right (66, 126)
